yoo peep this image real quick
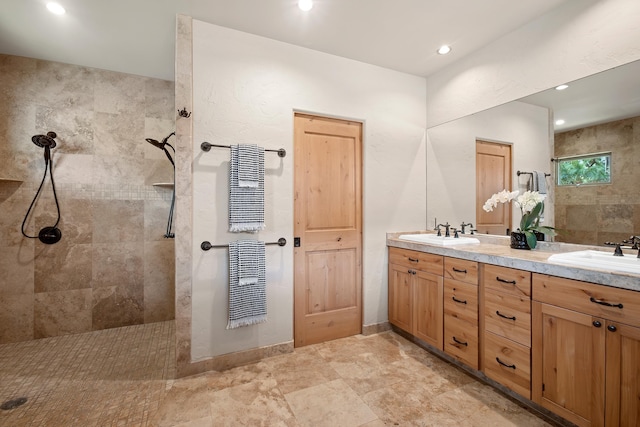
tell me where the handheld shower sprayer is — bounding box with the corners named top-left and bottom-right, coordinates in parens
top-left (22, 132), bottom-right (62, 244)
top-left (146, 132), bottom-right (176, 238)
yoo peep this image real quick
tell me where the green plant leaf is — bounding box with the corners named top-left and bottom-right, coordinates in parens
top-left (523, 230), bottom-right (537, 249)
top-left (520, 202), bottom-right (543, 231)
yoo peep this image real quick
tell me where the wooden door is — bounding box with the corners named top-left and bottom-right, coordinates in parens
top-left (388, 264), bottom-right (413, 333)
top-left (293, 114), bottom-right (362, 347)
top-left (476, 140), bottom-right (512, 235)
top-left (605, 322), bottom-right (640, 426)
top-left (532, 302), bottom-right (605, 427)
top-left (413, 270), bottom-right (443, 349)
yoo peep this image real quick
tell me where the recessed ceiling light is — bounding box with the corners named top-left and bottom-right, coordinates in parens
top-left (298, 0), bottom-right (313, 11)
top-left (555, 84), bottom-right (569, 91)
top-left (437, 45), bottom-right (452, 55)
top-left (555, 119), bottom-right (565, 125)
top-left (46, 2), bottom-right (66, 15)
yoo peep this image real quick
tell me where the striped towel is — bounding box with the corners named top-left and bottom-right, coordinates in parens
top-left (238, 240), bottom-right (260, 286)
top-left (229, 144), bottom-right (265, 233)
top-left (238, 144), bottom-right (260, 188)
top-left (227, 240), bottom-right (267, 329)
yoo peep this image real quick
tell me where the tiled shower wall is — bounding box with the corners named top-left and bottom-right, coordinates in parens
top-left (554, 116), bottom-right (640, 245)
top-left (0, 54), bottom-right (176, 344)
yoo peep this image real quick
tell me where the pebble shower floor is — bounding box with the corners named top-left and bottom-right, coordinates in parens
top-left (0, 321), bottom-right (175, 426)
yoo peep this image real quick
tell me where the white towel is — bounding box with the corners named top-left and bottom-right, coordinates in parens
top-left (533, 171), bottom-right (547, 194)
top-left (229, 145), bottom-right (265, 233)
top-left (227, 240), bottom-right (267, 329)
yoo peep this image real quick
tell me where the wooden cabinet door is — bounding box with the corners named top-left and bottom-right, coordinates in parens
top-left (605, 322), bottom-right (640, 427)
top-left (388, 263), bottom-right (413, 333)
top-left (413, 271), bottom-right (443, 349)
top-left (532, 302), bottom-right (605, 427)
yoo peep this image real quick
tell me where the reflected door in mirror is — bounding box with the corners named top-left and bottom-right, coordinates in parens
top-left (476, 140), bottom-right (512, 235)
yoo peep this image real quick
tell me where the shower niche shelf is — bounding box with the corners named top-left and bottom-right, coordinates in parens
top-left (152, 182), bottom-right (174, 188)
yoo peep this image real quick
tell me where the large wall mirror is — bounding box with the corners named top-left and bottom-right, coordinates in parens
top-left (426, 59), bottom-right (640, 247)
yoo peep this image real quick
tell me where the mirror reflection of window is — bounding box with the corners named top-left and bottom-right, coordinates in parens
top-left (556, 152), bottom-right (611, 186)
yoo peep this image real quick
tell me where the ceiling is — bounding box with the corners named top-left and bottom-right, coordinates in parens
top-left (519, 60), bottom-right (640, 133)
top-left (0, 0), bottom-right (572, 81)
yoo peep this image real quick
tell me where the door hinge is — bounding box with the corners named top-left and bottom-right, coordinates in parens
top-left (294, 237), bottom-right (301, 247)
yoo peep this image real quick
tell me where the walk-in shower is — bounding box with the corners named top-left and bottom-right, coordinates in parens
top-left (146, 132), bottom-right (175, 238)
top-left (21, 131), bottom-right (62, 244)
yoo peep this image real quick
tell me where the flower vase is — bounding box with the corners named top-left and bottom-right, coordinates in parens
top-left (510, 231), bottom-right (544, 250)
top-left (510, 231), bottom-right (530, 250)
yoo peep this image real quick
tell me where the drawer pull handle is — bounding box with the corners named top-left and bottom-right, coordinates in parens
top-left (452, 267), bottom-right (467, 274)
top-left (408, 257), bottom-right (419, 263)
top-left (496, 357), bottom-right (516, 369)
top-left (496, 310), bottom-right (516, 321)
top-left (452, 336), bottom-right (468, 346)
top-left (452, 296), bottom-right (468, 305)
top-left (496, 276), bottom-right (516, 285)
top-left (589, 297), bottom-right (623, 309)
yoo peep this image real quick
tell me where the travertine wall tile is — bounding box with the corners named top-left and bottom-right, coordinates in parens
top-left (0, 294), bottom-right (34, 343)
top-left (34, 242), bottom-right (92, 293)
top-left (92, 199), bottom-right (144, 243)
top-left (144, 240), bottom-right (176, 323)
top-left (555, 116), bottom-right (640, 244)
top-left (92, 242), bottom-right (144, 289)
top-left (0, 54), bottom-right (175, 343)
top-left (92, 282), bottom-right (144, 330)
top-left (34, 288), bottom-right (92, 338)
top-left (144, 199), bottom-right (174, 241)
top-left (0, 245), bottom-right (34, 295)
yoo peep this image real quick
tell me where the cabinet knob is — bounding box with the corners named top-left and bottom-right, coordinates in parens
top-left (607, 324), bottom-right (617, 332)
top-left (593, 320), bottom-right (602, 328)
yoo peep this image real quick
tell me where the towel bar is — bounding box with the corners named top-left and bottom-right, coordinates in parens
top-left (200, 142), bottom-right (286, 158)
top-left (201, 238), bottom-right (286, 251)
top-left (517, 170), bottom-right (550, 177)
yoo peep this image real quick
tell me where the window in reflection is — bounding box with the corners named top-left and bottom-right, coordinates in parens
top-left (556, 152), bottom-right (611, 186)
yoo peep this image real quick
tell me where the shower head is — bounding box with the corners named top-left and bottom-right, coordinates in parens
top-left (145, 138), bottom-right (164, 149)
top-left (32, 132), bottom-right (57, 149)
top-left (146, 132), bottom-right (175, 167)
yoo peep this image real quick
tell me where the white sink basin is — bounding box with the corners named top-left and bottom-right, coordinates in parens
top-left (398, 234), bottom-right (480, 246)
top-left (547, 250), bottom-right (640, 274)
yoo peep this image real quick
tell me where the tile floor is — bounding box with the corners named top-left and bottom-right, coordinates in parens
top-left (0, 321), bottom-right (552, 426)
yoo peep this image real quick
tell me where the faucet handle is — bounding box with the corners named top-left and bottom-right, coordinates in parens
top-left (451, 228), bottom-right (459, 238)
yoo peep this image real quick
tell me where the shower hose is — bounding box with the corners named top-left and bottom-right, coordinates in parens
top-left (21, 144), bottom-right (62, 244)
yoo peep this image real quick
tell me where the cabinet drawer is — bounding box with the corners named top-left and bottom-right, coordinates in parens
top-left (484, 291), bottom-right (531, 347)
top-left (484, 264), bottom-right (531, 297)
top-left (484, 331), bottom-right (531, 399)
top-left (388, 247), bottom-right (443, 276)
top-left (533, 274), bottom-right (640, 327)
top-left (444, 279), bottom-right (478, 324)
top-left (444, 257), bottom-right (478, 285)
top-left (444, 315), bottom-right (478, 369)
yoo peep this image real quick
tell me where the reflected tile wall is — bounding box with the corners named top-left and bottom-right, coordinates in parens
top-left (555, 116), bottom-right (640, 245)
top-left (0, 53), bottom-right (175, 343)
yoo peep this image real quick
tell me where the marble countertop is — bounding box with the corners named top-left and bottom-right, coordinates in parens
top-left (387, 231), bottom-right (640, 292)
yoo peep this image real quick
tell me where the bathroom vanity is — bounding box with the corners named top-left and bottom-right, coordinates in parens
top-left (387, 232), bottom-right (640, 427)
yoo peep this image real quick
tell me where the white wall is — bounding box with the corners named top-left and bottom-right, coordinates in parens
top-left (427, 101), bottom-right (550, 232)
top-left (191, 21), bottom-right (427, 360)
top-left (426, 0), bottom-right (640, 127)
